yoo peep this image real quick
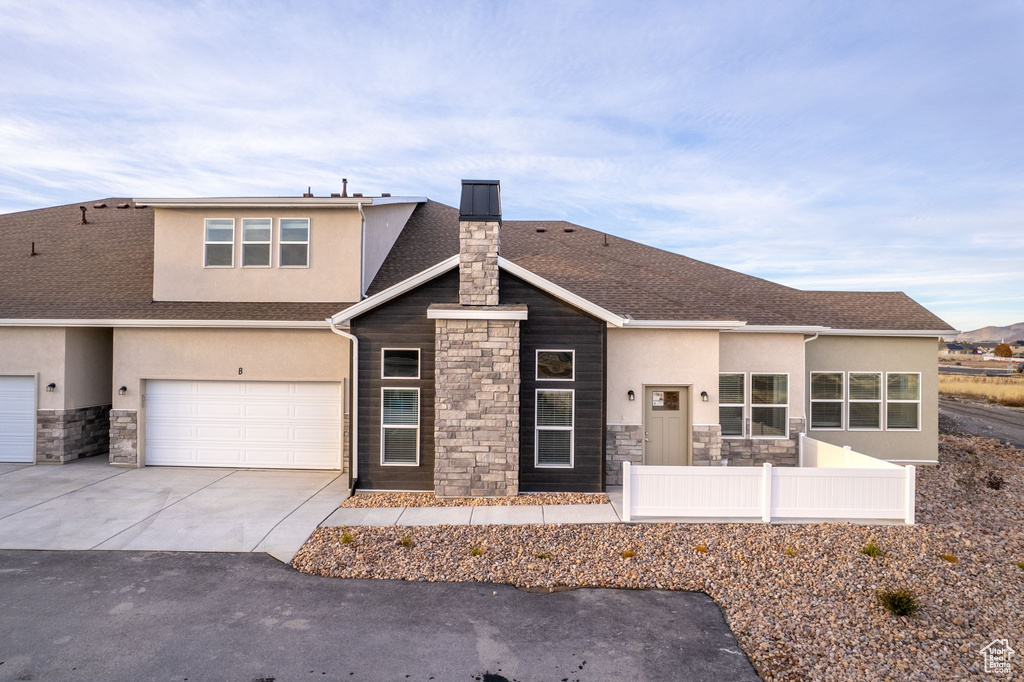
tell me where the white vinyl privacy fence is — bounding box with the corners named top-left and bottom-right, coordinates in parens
top-left (622, 435), bottom-right (915, 524)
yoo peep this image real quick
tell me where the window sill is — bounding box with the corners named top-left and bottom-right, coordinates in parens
top-left (380, 461), bottom-right (420, 467)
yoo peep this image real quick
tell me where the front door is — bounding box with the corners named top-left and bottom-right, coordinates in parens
top-left (643, 386), bottom-right (689, 466)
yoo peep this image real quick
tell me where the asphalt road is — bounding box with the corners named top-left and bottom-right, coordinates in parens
top-left (940, 397), bottom-right (1024, 449)
top-left (0, 551), bottom-right (760, 682)
top-left (939, 365), bottom-right (1018, 376)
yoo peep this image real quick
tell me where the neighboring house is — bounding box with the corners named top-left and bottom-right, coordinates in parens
top-left (939, 342), bottom-right (965, 356)
top-left (0, 180), bottom-right (956, 495)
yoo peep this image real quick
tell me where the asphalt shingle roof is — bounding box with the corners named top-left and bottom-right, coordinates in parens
top-left (368, 200), bottom-right (953, 331)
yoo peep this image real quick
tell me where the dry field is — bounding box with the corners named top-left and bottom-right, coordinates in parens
top-left (939, 358), bottom-right (1016, 369)
top-left (939, 374), bottom-right (1024, 407)
top-left (294, 434), bottom-right (1023, 681)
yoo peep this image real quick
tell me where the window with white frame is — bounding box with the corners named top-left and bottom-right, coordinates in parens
top-left (536, 350), bottom-right (574, 381)
top-left (848, 372), bottom-right (882, 430)
top-left (279, 218), bottom-right (310, 267)
top-left (381, 388), bottom-right (419, 465)
top-left (535, 389), bottom-right (573, 467)
top-left (886, 372), bottom-right (920, 430)
top-left (810, 372), bottom-right (844, 430)
top-left (718, 373), bottom-right (745, 437)
top-left (241, 218), bottom-right (272, 267)
top-left (381, 348), bottom-right (420, 379)
top-left (204, 218), bottom-right (234, 267)
top-left (750, 373), bottom-right (788, 437)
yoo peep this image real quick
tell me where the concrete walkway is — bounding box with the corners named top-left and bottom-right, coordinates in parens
top-left (321, 496), bottom-right (622, 527)
top-left (0, 457), bottom-right (348, 563)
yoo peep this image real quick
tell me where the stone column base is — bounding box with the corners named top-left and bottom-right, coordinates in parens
top-left (109, 409), bottom-right (139, 467)
top-left (605, 424), bottom-right (643, 485)
top-left (35, 405), bottom-right (112, 464)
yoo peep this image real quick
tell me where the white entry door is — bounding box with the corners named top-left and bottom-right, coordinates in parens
top-left (145, 380), bottom-right (341, 470)
top-left (0, 376), bottom-right (35, 463)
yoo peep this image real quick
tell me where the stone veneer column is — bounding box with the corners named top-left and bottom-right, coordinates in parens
top-left (432, 308), bottom-right (522, 497)
top-left (458, 220), bottom-right (500, 306)
top-left (605, 425), bottom-right (644, 486)
top-left (691, 424), bottom-right (723, 465)
top-left (108, 409), bottom-right (139, 466)
top-left (36, 405), bottom-right (112, 464)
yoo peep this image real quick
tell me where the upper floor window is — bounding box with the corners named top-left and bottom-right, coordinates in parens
top-left (382, 348), bottom-right (420, 379)
top-left (204, 219), bottom-right (235, 267)
top-left (750, 373), bottom-right (788, 438)
top-left (886, 372), bottom-right (920, 430)
top-left (810, 372), bottom-right (844, 430)
top-left (241, 218), bottom-right (272, 267)
top-left (536, 350), bottom-right (574, 381)
top-left (279, 218), bottom-right (310, 267)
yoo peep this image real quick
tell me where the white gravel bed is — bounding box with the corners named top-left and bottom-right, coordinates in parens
top-left (294, 434), bottom-right (1023, 681)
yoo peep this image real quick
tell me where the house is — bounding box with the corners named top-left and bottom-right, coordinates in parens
top-left (0, 180), bottom-right (956, 495)
top-left (939, 342), bottom-right (965, 356)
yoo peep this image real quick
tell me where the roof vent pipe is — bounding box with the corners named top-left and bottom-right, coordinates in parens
top-left (303, 187), bottom-right (313, 198)
top-left (330, 193), bottom-right (341, 198)
top-left (30, 241), bottom-right (36, 256)
top-left (342, 179), bottom-right (348, 198)
top-left (79, 206), bottom-right (88, 224)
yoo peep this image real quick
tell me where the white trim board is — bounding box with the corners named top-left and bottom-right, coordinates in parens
top-left (426, 308), bottom-right (528, 320)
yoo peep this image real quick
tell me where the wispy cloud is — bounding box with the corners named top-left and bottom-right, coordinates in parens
top-left (0, 0), bottom-right (1021, 330)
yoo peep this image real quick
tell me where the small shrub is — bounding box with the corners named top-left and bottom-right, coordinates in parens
top-left (694, 544), bottom-right (709, 553)
top-left (860, 540), bottom-right (885, 558)
top-left (1015, 561), bottom-right (1024, 571)
top-left (400, 535), bottom-right (414, 548)
top-left (620, 549), bottom-right (636, 559)
top-left (784, 546), bottom-right (797, 557)
top-left (985, 472), bottom-right (1004, 490)
top-left (876, 588), bottom-right (919, 617)
top-left (536, 551), bottom-right (551, 559)
top-left (470, 546), bottom-right (484, 557)
top-left (340, 531), bottom-right (354, 544)
top-left (940, 553), bottom-right (958, 563)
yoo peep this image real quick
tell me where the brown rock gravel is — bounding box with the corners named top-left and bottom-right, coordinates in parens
top-left (294, 434), bottom-right (1023, 681)
top-left (339, 491), bottom-right (609, 508)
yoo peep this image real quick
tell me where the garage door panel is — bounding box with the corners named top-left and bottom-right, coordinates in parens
top-left (0, 376), bottom-right (35, 463)
top-left (145, 380), bottom-right (341, 470)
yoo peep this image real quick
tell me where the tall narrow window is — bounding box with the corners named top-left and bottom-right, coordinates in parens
top-left (279, 218), bottom-right (310, 267)
top-left (718, 373), bottom-right (745, 437)
top-left (810, 372), bottom-right (844, 430)
top-left (849, 372), bottom-right (882, 430)
top-left (241, 218), bottom-right (272, 267)
top-left (886, 373), bottom-right (920, 430)
top-left (204, 218), bottom-right (234, 267)
top-left (750, 373), bottom-right (788, 438)
top-left (536, 389), bottom-right (573, 467)
top-left (381, 388), bottom-right (419, 465)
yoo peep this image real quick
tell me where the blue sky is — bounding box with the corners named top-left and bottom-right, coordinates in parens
top-left (1, 1), bottom-right (1021, 331)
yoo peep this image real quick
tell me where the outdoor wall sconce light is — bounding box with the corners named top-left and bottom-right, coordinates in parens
top-left (118, 386), bottom-right (127, 395)
top-left (701, 390), bottom-right (709, 402)
top-left (46, 383), bottom-right (56, 392)
top-left (627, 390), bottom-right (635, 401)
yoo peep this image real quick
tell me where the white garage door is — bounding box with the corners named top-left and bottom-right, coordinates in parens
top-left (145, 380), bottom-right (342, 470)
top-left (0, 376), bottom-right (35, 463)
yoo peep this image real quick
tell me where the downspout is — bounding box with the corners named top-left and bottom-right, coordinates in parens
top-left (330, 322), bottom-right (358, 481)
top-left (801, 333), bottom-right (818, 438)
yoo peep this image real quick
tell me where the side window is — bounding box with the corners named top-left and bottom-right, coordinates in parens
top-left (810, 372), bottom-right (844, 430)
top-left (381, 388), bottom-right (419, 465)
top-left (750, 373), bottom-right (788, 438)
top-left (204, 218), bottom-right (234, 267)
top-left (718, 373), bottom-right (745, 437)
top-left (535, 389), bottom-right (574, 467)
top-left (382, 349), bottom-right (420, 379)
top-left (886, 373), bottom-right (920, 430)
top-left (848, 372), bottom-right (882, 430)
top-left (279, 218), bottom-right (310, 267)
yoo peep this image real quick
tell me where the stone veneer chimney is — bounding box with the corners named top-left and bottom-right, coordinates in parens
top-left (429, 180), bottom-right (524, 497)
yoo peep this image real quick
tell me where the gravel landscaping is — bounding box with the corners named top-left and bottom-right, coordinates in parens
top-left (340, 491), bottom-right (610, 507)
top-left (294, 434), bottom-right (1022, 681)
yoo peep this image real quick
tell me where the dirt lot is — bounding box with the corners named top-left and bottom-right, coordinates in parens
top-left (294, 434), bottom-right (1022, 681)
top-left (940, 396), bottom-right (1024, 449)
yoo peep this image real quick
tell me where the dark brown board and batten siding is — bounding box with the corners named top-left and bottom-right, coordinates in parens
top-left (501, 272), bottom-right (606, 493)
top-left (350, 269), bottom-right (458, 490)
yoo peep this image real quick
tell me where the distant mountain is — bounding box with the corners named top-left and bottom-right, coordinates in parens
top-left (956, 322), bottom-right (1024, 343)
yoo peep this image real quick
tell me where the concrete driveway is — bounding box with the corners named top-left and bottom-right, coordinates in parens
top-left (0, 550), bottom-right (761, 682)
top-left (0, 457), bottom-right (347, 562)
